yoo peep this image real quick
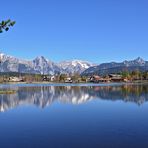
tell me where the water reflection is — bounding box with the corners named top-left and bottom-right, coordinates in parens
top-left (0, 84), bottom-right (148, 112)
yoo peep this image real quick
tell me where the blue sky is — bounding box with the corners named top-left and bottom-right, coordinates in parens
top-left (0, 0), bottom-right (147, 63)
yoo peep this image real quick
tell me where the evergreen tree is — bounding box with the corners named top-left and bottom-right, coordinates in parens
top-left (0, 19), bottom-right (15, 33)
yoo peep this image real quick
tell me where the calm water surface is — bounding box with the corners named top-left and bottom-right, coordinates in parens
top-left (0, 83), bottom-right (148, 148)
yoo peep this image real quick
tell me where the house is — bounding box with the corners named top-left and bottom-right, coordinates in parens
top-left (42, 75), bottom-right (55, 81)
top-left (89, 75), bottom-right (101, 82)
top-left (50, 76), bottom-right (55, 81)
top-left (65, 77), bottom-right (73, 83)
top-left (42, 76), bottom-right (50, 81)
top-left (98, 78), bottom-right (111, 83)
top-left (49, 76), bottom-right (55, 81)
top-left (123, 78), bottom-right (130, 82)
top-left (109, 74), bottom-right (123, 82)
top-left (9, 76), bottom-right (24, 82)
top-left (89, 75), bottom-right (111, 83)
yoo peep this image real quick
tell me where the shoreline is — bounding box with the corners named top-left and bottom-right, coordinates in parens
top-left (0, 80), bottom-right (148, 85)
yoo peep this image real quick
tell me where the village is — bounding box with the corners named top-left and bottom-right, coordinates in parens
top-left (0, 71), bottom-right (147, 83)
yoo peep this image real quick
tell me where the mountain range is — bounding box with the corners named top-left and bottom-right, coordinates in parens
top-left (0, 53), bottom-right (147, 75)
top-left (0, 53), bottom-right (94, 74)
top-left (82, 57), bottom-right (148, 76)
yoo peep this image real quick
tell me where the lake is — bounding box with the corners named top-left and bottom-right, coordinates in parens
top-left (0, 83), bottom-right (148, 148)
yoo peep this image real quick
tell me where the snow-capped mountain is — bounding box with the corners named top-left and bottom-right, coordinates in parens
top-left (32, 56), bottom-right (61, 75)
top-left (0, 53), bottom-right (33, 73)
top-left (58, 60), bottom-right (95, 74)
top-left (1, 52), bottom-right (146, 76)
top-left (0, 53), bottom-right (94, 74)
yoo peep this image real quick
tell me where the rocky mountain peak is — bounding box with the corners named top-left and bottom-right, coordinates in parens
top-left (0, 52), bottom-right (94, 74)
top-left (58, 59), bottom-right (95, 74)
top-left (82, 57), bottom-right (148, 76)
top-left (134, 57), bottom-right (145, 64)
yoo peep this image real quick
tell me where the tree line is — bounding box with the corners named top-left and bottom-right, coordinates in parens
top-left (120, 70), bottom-right (148, 81)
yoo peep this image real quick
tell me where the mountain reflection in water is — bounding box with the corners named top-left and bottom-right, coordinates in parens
top-left (0, 84), bottom-right (148, 112)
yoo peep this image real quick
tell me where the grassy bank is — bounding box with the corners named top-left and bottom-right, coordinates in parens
top-left (0, 90), bottom-right (16, 94)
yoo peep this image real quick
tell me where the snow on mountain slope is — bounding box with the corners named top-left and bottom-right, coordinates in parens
top-left (0, 53), bottom-right (94, 74)
top-left (58, 60), bottom-right (95, 74)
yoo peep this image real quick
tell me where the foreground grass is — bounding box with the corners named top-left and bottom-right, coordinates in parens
top-left (0, 90), bottom-right (16, 94)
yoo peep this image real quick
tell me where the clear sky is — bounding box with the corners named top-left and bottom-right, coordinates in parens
top-left (0, 0), bottom-right (147, 63)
